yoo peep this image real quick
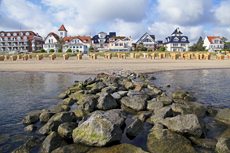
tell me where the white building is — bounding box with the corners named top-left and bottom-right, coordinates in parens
top-left (164, 28), bottom-right (190, 52)
top-left (203, 36), bottom-right (224, 52)
top-left (136, 33), bottom-right (156, 51)
top-left (43, 32), bottom-right (59, 52)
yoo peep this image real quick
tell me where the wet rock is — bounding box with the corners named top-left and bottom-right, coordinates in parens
top-left (51, 144), bottom-right (92, 153)
top-left (72, 111), bottom-right (123, 147)
top-left (101, 86), bottom-right (117, 94)
top-left (85, 83), bottom-right (96, 90)
top-left (78, 97), bottom-right (97, 113)
top-left (24, 124), bottom-right (37, 132)
top-left (189, 137), bottom-right (216, 149)
top-left (22, 113), bottom-right (40, 124)
top-left (205, 106), bottom-right (218, 116)
top-left (58, 93), bottom-right (68, 99)
top-left (90, 82), bottom-right (106, 94)
top-left (216, 137), bottom-right (230, 153)
top-left (148, 76), bottom-right (156, 80)
top-left (87, 143), bottom-right (148, 153)
top-left (11, 145), bottom-right (30, 153)
top-left (215, 108), bottom-right (230, 125)
top-left (162, 114), bottom-right (206, 138)
top-left (172, 92), bottom-right (187, 99)
top-left (97, 93), bottom-right (118, 110)
top-left (72, 109), bottom-right (86, 118)
top-left (40, 112), bottom-right (55, 123)
top-left (58, 122), bottom-right (78, 139)
top-left (126, 119), bottom-right (144, 137)
top-left (61, 98), bottom-right (75, 106)
top-left (125, 81), bottom-right (134, 90)
top-left (83, 77), bottom-right (96, 86)
top-left (139, 111), bottom-right (152, 122)
top-left (117, 91), bottom-right (128, 96)
top-left (134, 84), bottom-right (142, 91)
top-left (39, 131), bottom-right (62, 153)
top-left (157, 93), bottom-right (173, 105)
top-left (68, 90), bottom-right (84, 101)
top-left (184, 94), bottom-right (196, 101)
top-left (147, 98), bottom-right (164, 112)
top-left (148, 106), bottom-right (173, 125)
top-left (121, 96), bottom-right (146, 111)
top-left (147, 129), bottom-right (196, 153)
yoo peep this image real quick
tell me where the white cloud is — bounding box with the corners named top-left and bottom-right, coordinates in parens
top-left (156, 0), bottom-right (213, 26)
top-left (204, 27), bottom-right (230, 40)
top-left (212, 0), bottom-right (230, 26)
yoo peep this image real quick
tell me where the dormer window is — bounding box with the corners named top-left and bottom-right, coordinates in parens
top-left (13, 33), bottom-right (17, 36)
top-left (173, 37), bottom-right (179, 41)
top-left (83, 40), bottom-right (86, 42)
top-left (20, 32), bottom-right (24, 36)
top-left (17, 37), bottom-right (21, 41)
top-left (214, 39), bottom-right (220, 44)
top-left (11, 37), bottom-right (16, 41)
top-left (181, 37), bottom-right (186, 41)
top-left (1, 33), bottom-right (5, 36)
top-left (4, 37), bottom-right (8, 41)
top-left (124, 38), bottom-right (130, 41)
top-left (7, 33), bottom-right (11, 36)
top-left (110, 38), bottom-right (115, 41)
top-left (23, 36), bottom-right (28, 40)
top-left (26, 32), bottom-right (30, 35)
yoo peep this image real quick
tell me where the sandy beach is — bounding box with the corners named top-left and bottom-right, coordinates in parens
top-left (1, 55), bottom-right (230, 74)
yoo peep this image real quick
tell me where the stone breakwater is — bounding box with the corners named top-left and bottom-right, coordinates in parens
top-left (13, 70), bottom-right (230, 153)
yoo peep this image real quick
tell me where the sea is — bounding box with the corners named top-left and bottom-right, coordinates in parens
top-left (0, 69), bottom-right (230, 152)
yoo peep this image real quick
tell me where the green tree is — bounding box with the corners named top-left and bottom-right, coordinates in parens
top-left (221, 37), bottom-right (228, 43)
top-left (141, 47), bottom-right (147, 51)
top-left (76, 49), bottom-right (79, 52)
top-left (66, 49), bottom-right (72, 53)
top-left (136, 46), bottom-right (142, 51)
top-left (57, 48), bottom-right (62, 53)
top-left (88, 46), bottom-right (94, 51)
top-left (159, 46), bottom-right (165, 51)
top-left (196, 36), bottom-right (205, 51)
top-left (40, 49), bottom-right (46, 53)
top-left (49, 49), bottom-right (54, 53)
top-left (55, 39), bottom-right (65, 52)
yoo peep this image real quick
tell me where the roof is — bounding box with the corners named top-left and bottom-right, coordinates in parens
top-left (98, 32), bottom-right (107, 34)
top-left (136, 32), bottom-right (155, 43)
top-left (172, 28), bottom-right (183, 35)
top-left (58, 25), bottom-right (68, 32)
top-left (110, 36), bottom-right (126, 39)
top-left (63, 36), bottom-right (91, 43)
top-left (0, 31), bottom-right (43, 41)
top-left (207, 36), bottom-right (223, 44)
top-left (45, 32), bottom-right (59, 41)
top-left (164, 36), bottom-right (190, 44)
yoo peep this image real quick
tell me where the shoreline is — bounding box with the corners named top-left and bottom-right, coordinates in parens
top-left (1, 56), bottom-right (230, 75)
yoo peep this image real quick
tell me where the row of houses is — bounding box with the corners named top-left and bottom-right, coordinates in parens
top-left (0, 25), bottom-right (225, 54)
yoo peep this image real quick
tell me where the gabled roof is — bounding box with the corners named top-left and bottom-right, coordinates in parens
top-left (136, 32), bottom-right (155, 43)
top-left (172, 28), bottom-right (183, 35)
top-left (207, 36), bottom-right (223, 44)
top-left (98, 32), bottom-right (107, 34)
top-left (0, 31), bottom-right (43, 41)
top-left (58, 25), bottom-right (68, 32)
top-left (63, 36), bottom-right (91, 43)
top-left (164, 36), bottom-right (189, 44)
top-left (45, 32), bottom-right (59, 41)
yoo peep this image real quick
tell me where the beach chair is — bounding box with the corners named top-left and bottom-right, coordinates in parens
top-left (77, 54), bottom-right (82, 60)
top-left (0, 55), bottom-right (4, 61)
top-left (36, 54), bottom-right (43, 60)
top-left (10, 55), bottom-right (17, 61)
top-left (63, 54), bottom-right (69, 60)
top-left (151, 53), bottom-right (156, 59)
top-left (23, 55), bottom-right (28, 61)
top-left (122, 54), bottom-right (126, 59)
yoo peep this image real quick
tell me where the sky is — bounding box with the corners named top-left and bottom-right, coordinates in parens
top-left (0, 0), bottom-right (230, 44)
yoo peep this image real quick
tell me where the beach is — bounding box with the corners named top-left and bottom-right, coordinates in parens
top-left (0, 55), bottom-right (230, 74)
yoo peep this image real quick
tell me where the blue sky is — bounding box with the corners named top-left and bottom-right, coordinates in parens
top-left (0, 0), bottom-right (230, 44)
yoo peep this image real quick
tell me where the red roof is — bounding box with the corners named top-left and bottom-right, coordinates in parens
top-left (58, 25), bottom-right (68, 32)
top-left (63, 36), bottom-right (91, 43)
top-left (45, 32), bottom-right (59, 41)
top-left (207, 36), bottom-right (223, 44)
top-left (0, 31), bottom-right (42, 40)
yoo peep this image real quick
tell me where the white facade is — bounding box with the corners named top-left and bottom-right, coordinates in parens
top-left (63, 37), bottom-right (91, 54)
top-left (203, 36), bottom-right (224, 52)
top-left (109, 37), bottom-right (133, 51)
top-left (43, 34), bottom-right (59, 52)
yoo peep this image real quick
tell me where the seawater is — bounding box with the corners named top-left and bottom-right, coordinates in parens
top-left (0, 69), bottom-right (229, 152)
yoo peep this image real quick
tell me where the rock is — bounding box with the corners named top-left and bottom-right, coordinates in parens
top-left (147, 84), bottom-right (156, 90)
top-left (111, 92), bottom-right (122, 100)
top-left (134, 84), bottom-right (142, 91)
top-left (48, 104), bottom-right (70, 113)
top-left (172, 92), bottom-right (187, 99)
top-left (172, 102), bottom-right (206, 117)
top-left (157, 93), bottom-right (173, 105)
top-left (184, 94), bottom-right (196, 101)
top-left (125, 81), bottom-right (134, 90)
top-left (51, 144), bottom-right (92, 153)
top-left (215, 108), bottom-right (230, 125)
top-left (153, 88), bottom-right (162, 95)
top-left (139, 111), bottom-right (152, 122)
top-left (40, 112), bottom-right (55, 123)
top-left (78, 97), bottom-right (97, 113)
top-left (149, 106), bottom-right (173, 125)
top-left (65, 90), bottom-right (71, 95)
top-left (22, 113), bottom-right (40, 124)
top-left (189, 137), bottom-right (216, 149)
top-left (148, 76), bottom-right (156, 80)
top-left (39, 131), bottom-right (62, 153)
top-left (91, 82), bottom-right (106, 93)
top-left (68, 90), bottom-right (84, 101)
top-left (24, 124), bottom-right (37, 131)
top-left (87, 143), bottom-right (148, 153)
top-left (117, 91), bottom-right (128, 96)
top-left (58, 93), bottom-right (68, 99)
top-left (120, 96), bottom-right (146, 111)
top-left (83, 77), bottom-right (96, 86)
top-left (72, 109), bottom-right (86, 118)
top-left (166, 85), bottom-right (170, 87)
top-left (38, 112), bottom-right (77, 135)
top-left (101, 86), bottom-right (117, 94)
top-left (216, 137), bottom-right (230, 153)
top-left (97, 72), bottom-right (111, 78)
top-left (147, 129), bottom-right (196, 153)
top-left (61, 98), bottom-right (75, 106)
top-left (145, 80), bottom-right (150, 83)
top-left (69, 86), bottom-right (82, 92)
top-left (127, 90), bottom-right (149, 100)
top-left (72, 111), bottom-right (123, 147)
top-left (147, 98), bottom-right (164, 112)
top-left (85, 83), bottom-right (96, 90)
top-left (11, 145), bottom-right (30, 153)
top-left (162, 114), bottom-right (206, 138)
top-left (97, 93), bottom-right (118, 110)
top-left (126, 119), bottom-right (144, 137)
top-left (58, 122), bottom-right (78, 139)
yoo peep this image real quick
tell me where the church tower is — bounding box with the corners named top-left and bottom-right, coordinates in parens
top-left (58, 25), bottom-right (68, 39)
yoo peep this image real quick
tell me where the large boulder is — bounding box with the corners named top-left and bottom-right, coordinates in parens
top-left (162, 114), bottom-right (206, 138)
top-left (38, 112), bottom-right (77, 135)
top-left (148, 106), bottom-right (173, 125)
top-left (189, 137), bottom-right (216, 149)
top-left (48, 104), bottom-right (70, 113)
top-left (38, 132), bottom-right (62, 153)
top-left (101, 86), bottom-right (117, 94)
top-left (24, 124), bottom-right (37, 132)
top-left (97, 93), bottom-right (119, 110)
top-left (147, 129), bottom-right (196, 153)
top-left (78, 97), bottom-right (97, 113)
top-left (58, 93), bottom-right (68, 99)
top-left (90, 82), bottom-right (106, 93)
top-left (51, 144), bottom-right (92, 153)
top-left (72, 111), bottom-right (123, 146)
top-left (120, 96), bottom-right (146, 111)
top-left (147, 98), bottom-right (164, 112)
top-left (60, 98), bottom-right (75, 106)
top-left (157, 93), bottom-right (173, 105)
top-left (216, 137), bottom-right (230, 153)
top-left (127, 90), bottom-right (149, 100)
top-left (215, 108), bottom-right (230, 125)
top-left (172, 92), bottom-right (187, 99)
top-left (40, 112), bottom-right (55, 123)
top-left (126, 119), bottom-right (144, 137)
top-left (172, 102), bottom-right (206, 117)
top-left (58, 122), bottom-right (78, 139)
top-left (22, 113), bottom-right (40, 124)
top-left (68, 90), bottom-right (84, 101)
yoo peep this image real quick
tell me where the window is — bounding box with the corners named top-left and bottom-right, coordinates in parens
top-left (214, 39), bottom-right (219, 44)
top-left (70, 46), bottom-right (72, 48)
top-left (4, 37), bottom-right (8, 41)
top-left (115, 43), bottom-right (118, 46)
top-left (173, 37), bottom-right (179, 41)
top-left (181, 37), bottom-right (186, 41)
top-left (146, 44), bottom-right (149, 47)
top-left (20, 32), bottom-right (24, 36)
top-left (17, 37), bottom-right (21, 41)
top-left (24, 42), bottom-right (27, 45)
top-left (13, 33), bottom-right (17, 36)
top-left (60, 32), bottom-right (63, 35)
top-left (23, 36), bottom-right (27, 40)
top-left (173, 48), bottom-right (177, 51)
top-left (51, 39), bottom-right (53, 43)
top-left (173, 43), bottom-right (178, 47)
top-left (11, 37), bottom-right (15, 41)
top-left (7, 33), bottom-right (11, 36)
top-left (120, 43), bottom-right (123, 46)
top-left (80, 46), bottom-right (82, 48)
top-left (111, 44), bottom-right (113, 46)
top-left (104, 44), bottom-right (107, 46)
top-left (1, 33), bottom-right (5, 36)
top-left (181, 43), bottom-right (185, 46)
top-left (124, 38), bottom-right (130, 41)
top-left (73, 46), bottom-right (76, 48)
top-left (51, 45), bottom-right (54, 48)
top-left (143, 38), bottom-right (152, 42)
top-left (26, 32), bottom-right (30, 35)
